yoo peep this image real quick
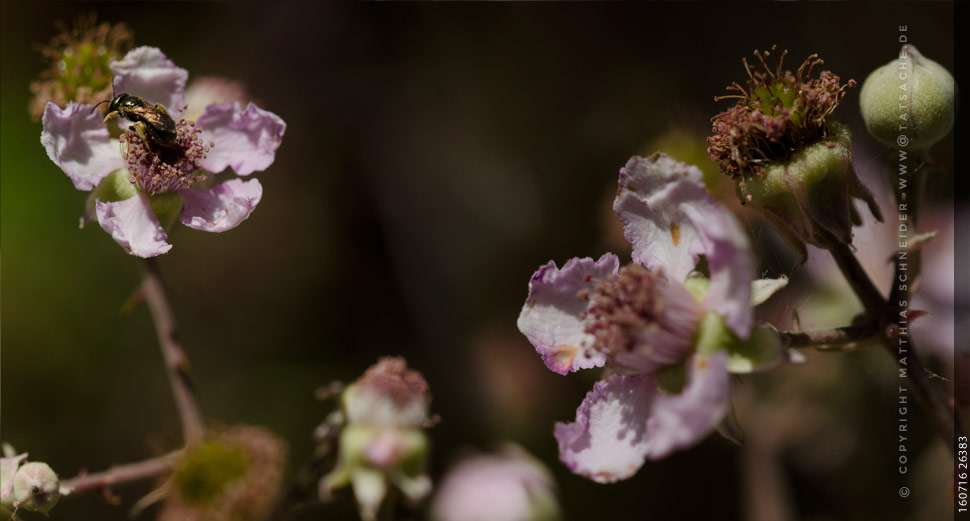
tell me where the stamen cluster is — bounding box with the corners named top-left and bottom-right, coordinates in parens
top-left (121, 111), bottom-right (211, 196)
top-left (583, 264), bottom-right (666, 358)
top-left (707, 46), bottom-right (855, 179)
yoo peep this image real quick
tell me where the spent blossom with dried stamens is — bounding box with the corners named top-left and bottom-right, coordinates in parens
top-left (321, 357), bottom-right (433, 521)
top-left (707, 46), bottom-right (854, 178)
top-left (29, 13), bottom-right (133, 121)
top-left (707, 46), bottom-right (880, 253)
top-left (41, 46), bottom-right (285, 257)
top-left (517, 153), bottom-right (791, 483)
top-left (157, 425), bottom-right (287, 521)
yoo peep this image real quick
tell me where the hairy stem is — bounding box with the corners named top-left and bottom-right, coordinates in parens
top-left (824, 231), bottom-right (955, 446)
top-left (777, 323), bottom-right (876, 349)
top-left (142, 258), bottom-right (204, 444)
top-left (60, 450), bottom-right (182, 496)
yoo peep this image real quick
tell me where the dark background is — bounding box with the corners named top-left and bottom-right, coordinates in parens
top-left (1, 2), bottom-right (956, 520)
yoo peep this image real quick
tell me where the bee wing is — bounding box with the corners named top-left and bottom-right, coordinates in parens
top-left (125, 104), bottom-right (171, 128)
top-left (153, 103), bottom-right (172, 117)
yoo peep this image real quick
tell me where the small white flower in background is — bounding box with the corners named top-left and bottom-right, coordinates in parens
top-left (431, 444), bottom-right (560, 521)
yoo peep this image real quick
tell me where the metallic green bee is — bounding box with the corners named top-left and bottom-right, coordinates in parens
top-left (92, 93), bottom-right (178, 149)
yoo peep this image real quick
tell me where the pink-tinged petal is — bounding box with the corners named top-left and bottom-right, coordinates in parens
top-left (110, 46), bottom-right (187, 114)
top-left (684, 203), bottom-right (754, 337)
top-left (95, 194), bottom-right (172, 257)
top-left (179, 178), bottom-right (262, 232)
top-left (643, 351), bottom-right (730, 459)
top-left (554, 374), bottom-right (656, 483)
top-left (40, 102), bottom-right (124, 191)
top-left (614, 154), bottom-right (753, 336)
top-left (1, 453), bottom-right (28, 502)
top-left (517, 254), bottom-right (619, 374)
top-left (182, 76), bottom-right (250, 122)
top-left (196, 102), bottom-right (286, 175)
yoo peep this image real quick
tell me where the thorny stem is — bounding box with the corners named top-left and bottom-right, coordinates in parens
top-left (142, 258), bottom-right (204, 445)
top-left (823, 220), bottom-right (957, 447)
top-left (60, 450), bottom-right (181, 497)
top-left (778, 324), bottom-right (876, 349)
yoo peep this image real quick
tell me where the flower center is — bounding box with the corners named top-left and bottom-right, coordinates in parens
top-left (121, 110), bottom-right (211, 196)
top-left (583, 263), bottom-right (699, 374)
top-left (707, 46), bottom-right (855, 179)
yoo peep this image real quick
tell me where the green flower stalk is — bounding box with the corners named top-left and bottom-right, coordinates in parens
top-left (860, 44), bottom-right (955, 151)
top-left (707, 47), bottom-right (881, 255)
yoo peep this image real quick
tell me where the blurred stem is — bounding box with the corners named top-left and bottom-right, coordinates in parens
top-left (743, 444), bottom-right (794, 521)
top-left (778, 324), bottom-right (876, 349)
top-left (823, 206), bottom-right (957, 446)
top-left (60, 450), bottom-right (181, 497)
top-left (142, 258), bottom-right (204, 445)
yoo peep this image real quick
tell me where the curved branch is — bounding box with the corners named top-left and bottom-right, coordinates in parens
top-left (142, 258), bottom-right (204, 444)
top-left (60, 450), bottom-right (181, 497)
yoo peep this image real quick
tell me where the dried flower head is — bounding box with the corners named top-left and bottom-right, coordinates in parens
top-left (158, 425), bottom-right (287, 521)
top-left (707, 46), bottom-right (855, 179)
top-left (29, 13), bottom-right (133, 121)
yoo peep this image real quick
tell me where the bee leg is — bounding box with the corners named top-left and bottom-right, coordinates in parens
top-left (103, 111), bottom-right (119, 125)
top-left (131, 121), bottom-right (155, 154)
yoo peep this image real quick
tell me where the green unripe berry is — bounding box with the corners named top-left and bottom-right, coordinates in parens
top-left (860, 44), bottom-right (955, 151)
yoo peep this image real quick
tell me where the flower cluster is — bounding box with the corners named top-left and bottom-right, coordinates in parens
top-left (518, 153), bottom-right (788, 482)
top-left (41, 46), bottom-right (285, 257)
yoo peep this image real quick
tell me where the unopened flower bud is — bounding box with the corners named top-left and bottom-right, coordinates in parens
top-left (322, 358), bottom-right (433, 521)
top-left (13, 462), bottom-right (60, 515)
top-left (344, 357), bottom-right (431, 428)
top-left (860, 44), bottom-right (955, 151)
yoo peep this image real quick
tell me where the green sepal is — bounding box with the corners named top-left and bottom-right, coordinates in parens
top-left (682, 275), bottom-right (710, 303)
top-left (716, 402), bottom-right (745, 446)
top-left (693, 312), bottom-right (785, 373)
top-left (149, 191), bottom-right (184, 233)
top-left (84, 169), bottom-right (137, 227)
